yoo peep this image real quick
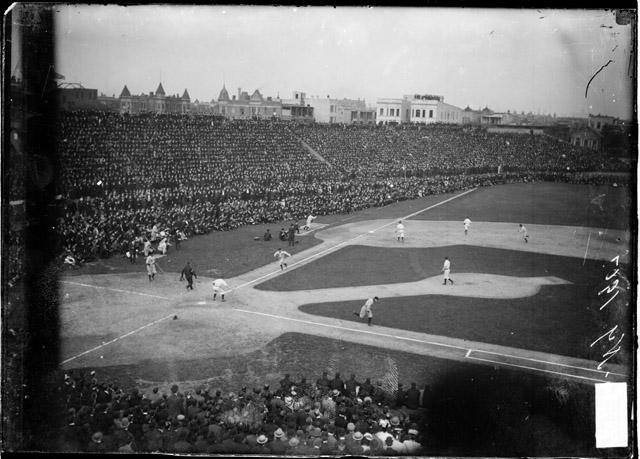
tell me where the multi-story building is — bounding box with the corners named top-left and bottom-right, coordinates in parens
top-left (377, 94), bottom-right (463, 125)
top-left (376, 98), bottom-right (410, 124)
top-left (279, 91), bottom-right (315, 122)
top-left (119, 83), bottom-right (191, 114)
top-left (55, 83), bottom-right (99, 111)
top-left (306, 96), bottom-right (375, 124)
top-left (216, 85), bottom-right (282, 119)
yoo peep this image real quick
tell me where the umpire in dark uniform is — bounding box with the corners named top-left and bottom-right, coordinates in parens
top-left (180, 261), bottom-right (197, 290)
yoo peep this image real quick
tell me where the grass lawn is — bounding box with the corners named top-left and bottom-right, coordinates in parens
top-left (259, 245), bottom-right (631, 363)
top-left (409, 182), bottom-right (631, 230)
top-left (256, 244), bottom-right (616, 290)
top-left (73, 331), bottom-right (622, 457)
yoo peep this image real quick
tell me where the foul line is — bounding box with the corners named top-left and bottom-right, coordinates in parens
top-left (469, 349), bottom-right (626, 377)
top-left (583, 231), bottom-right (591, 266)
top-left (60, 312), bottom-right (176, 365)
top-left (466, 355), bottom-right (611, 383)
top-left (225, 188), bottom-right (477, 293)
top-left (233, 307), bottom-right (619, 381)
top-left (61, 280), bottom-right (171, 300)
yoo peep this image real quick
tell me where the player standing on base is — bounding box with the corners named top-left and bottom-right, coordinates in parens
top-left (212, 278), bottom-right (229, 301)
top-left (518, 224), bottom-right (529, 243)
top-left (396, 220), bottom-right (405, 242)
top-left (274, 248), bottom-right (291, 270)
top-left (442, 257), bottom-right (454, 285)
top-left (463, 217), bottom-right (471, 236)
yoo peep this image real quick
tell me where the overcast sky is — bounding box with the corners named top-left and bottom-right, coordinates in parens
top-left (52, 6), bottom-right (633, 119)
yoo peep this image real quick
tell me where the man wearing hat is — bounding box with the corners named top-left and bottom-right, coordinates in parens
top-left (270, 428), bottom-right (287, 454)
top-left (316, 371), bottom-right (331, 393)
top-left (330, 372), bottom-right (345, 392)
top-left (402, 429), bottom-right (422, 454)
top-left (346, 431), bottom-right (365, 455)
top-left (87, 432), bottom-right (108, 452)
top-left (286, 436), bottom-right (302, 454)
top-left (252, 434), bottom-right (270, 454)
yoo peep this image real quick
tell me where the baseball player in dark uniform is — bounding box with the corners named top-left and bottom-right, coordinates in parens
top-left (180, 261), bottom-right (197, 290)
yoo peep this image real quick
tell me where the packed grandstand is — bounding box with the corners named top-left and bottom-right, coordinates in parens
top-left (5, 112), bottom-right (630, 284)
top-left (61, 369), bottom-right (427, 454)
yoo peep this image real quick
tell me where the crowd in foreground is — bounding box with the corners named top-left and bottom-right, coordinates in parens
top-left (60, 369), bottom-right (427, 454)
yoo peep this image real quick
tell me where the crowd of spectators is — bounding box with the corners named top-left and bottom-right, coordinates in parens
top-left (291, 123), bottom-right (629, 178)
top-left (60, 369), bottom-right (427, 454)
top-left (45, 112), bottom-right (631, 264)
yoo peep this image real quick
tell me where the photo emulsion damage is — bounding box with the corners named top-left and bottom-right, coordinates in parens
top-left (2, 4), bottom-right (636, 456)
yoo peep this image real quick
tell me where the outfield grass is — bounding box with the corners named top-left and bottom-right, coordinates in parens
top-left (256, 244), bottom-right (617, 290)
top-left (409, 182), bottom-right (631, 230)
top-left (259, 245), bottom-right (631, 362)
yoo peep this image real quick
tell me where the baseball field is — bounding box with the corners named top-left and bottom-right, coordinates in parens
top-left (58, 181), bottom-right (633, 456)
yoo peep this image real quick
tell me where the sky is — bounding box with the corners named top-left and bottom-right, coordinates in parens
top-left (51, 6), bottom-right (634, 119)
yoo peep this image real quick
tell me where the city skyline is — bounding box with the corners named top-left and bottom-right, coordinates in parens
top-left (49, 6), bottom-right (634, 119)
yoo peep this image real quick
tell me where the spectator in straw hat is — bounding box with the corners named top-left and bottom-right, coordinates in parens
top-left (347, 431), bottom-right (365, 455)
top-left (270, 428), bottom-right (287, 454)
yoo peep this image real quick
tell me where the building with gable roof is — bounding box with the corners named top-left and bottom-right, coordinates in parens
top-left (215, 85), bottom-right (282, 119)
top-left (119, 83), bottom-right (191, 114)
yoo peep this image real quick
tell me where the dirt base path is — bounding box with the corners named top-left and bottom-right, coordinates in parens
top-left (60, 214), bottom-right (630, 383)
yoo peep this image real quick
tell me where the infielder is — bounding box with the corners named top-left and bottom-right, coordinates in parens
top-left (463, 217), bottom-right (472, 236)
top-left (396, 221), bottom-right (405, 242)
top-left (146, 254), bottom-right (157, 281)
top-left (212, 278), bottom-right (229, 301)
top-left (303, 214), bottom-right (317, 231)
top-left (353, 297), bottom-right (379, 326)
top-left (442, 257), bottom-right (454, 285)
top-left (518, 224), bottom-right (529, 243)
top-left (274, 248), bottom-right (291, 270)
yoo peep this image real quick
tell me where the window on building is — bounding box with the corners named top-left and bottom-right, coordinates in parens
top-left (405, 109), bottom-right (409, 119)
top-left (421, 110), bottom-right (425, 118)
top-left (380, 108), bottom-right (384, 116)
top-left (429, 110), bottom-right (433, 118)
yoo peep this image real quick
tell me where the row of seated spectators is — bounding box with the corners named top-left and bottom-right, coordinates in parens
top-left (291, 122), bottom-right (629, 178)
top-left (60, 369), bottom-right (427, 454)
top-left (47, 112), bottom-right (632, 264)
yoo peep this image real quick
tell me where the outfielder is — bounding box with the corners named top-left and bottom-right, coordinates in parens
top-left (518, 224), bottom-right (529, 243)
top-left (353, 297), bottom-right (379, 326)
top-left (274, 248), bottom-right (291, 270)
top-left (442, 257), bottom-right (454, 285)
top-left (463, 217), bottom-right (471, 236)
top-left (396, 221), bottom-right (405, 242)
top-left (146, 254), bottom-right (157, 282)
top-left (212, 278), bottom-right (229, 301)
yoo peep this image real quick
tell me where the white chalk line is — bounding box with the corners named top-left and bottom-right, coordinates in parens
top-left (60, 312), bottom-right (177, 365)
top-left (225, 188), bottom-right (477, 294)
top-left (465, 355), bottom-right (611, 383)
top-left (234, 308), bottom-right (621, 381)
top-left (61, 280), bottom-right (171, 300)
top-left (468, 349), bottom-right (626, 377)
top-left (583, 231), bottom-right (591, 266)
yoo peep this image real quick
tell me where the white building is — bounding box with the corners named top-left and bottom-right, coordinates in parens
top-left (376, 93), bottom-right (464, 125)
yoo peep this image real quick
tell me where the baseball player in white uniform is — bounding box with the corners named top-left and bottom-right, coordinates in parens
top-left (442, 257), bottom-right (453, 285)
top-left (518, 224), bottom-right (529, 243)
top-left (146, 255), bottom-right (157, 281)
top-left (463, 217), bottom-right (471, 236)
top-left (303, 214), bottom-right (316, 231)
top-left (353, 297), bottom-right (379, 326)
top-left (396, 221), bottom-right (405, 242)
top-left (274, 248), bottom-right (291, 270)
top-left (212, 278), bottom-right (229, 301)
